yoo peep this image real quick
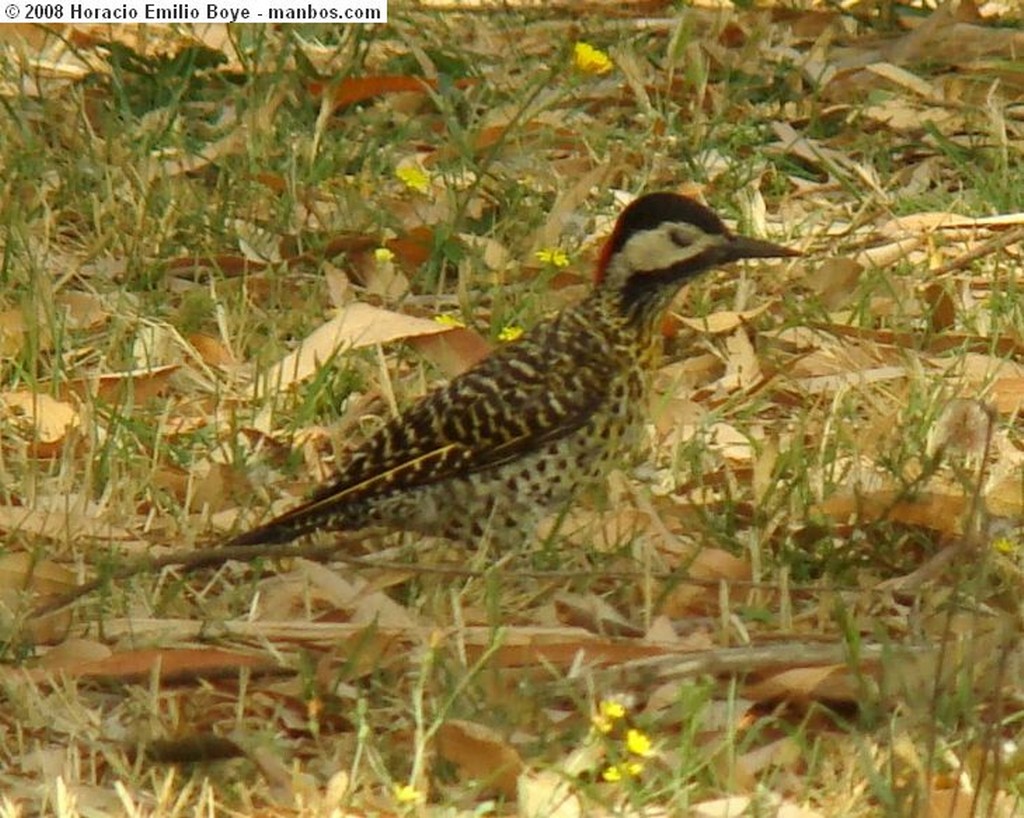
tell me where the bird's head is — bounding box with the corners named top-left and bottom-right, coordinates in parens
top-left (594, 192), bottom-right (799, 322)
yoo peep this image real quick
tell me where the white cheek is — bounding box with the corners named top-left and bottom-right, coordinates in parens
top-left (622, 230), bottom-right (713, 273)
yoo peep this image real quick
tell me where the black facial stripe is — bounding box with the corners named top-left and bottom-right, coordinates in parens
top-left (619, 246), bottom-right (721, 317)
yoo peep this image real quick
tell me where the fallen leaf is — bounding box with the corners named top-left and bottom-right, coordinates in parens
top-left (310, 74), bottom-right (433, 110)
top-left (408, 326), bottom-right (492, 378)
top-left (517, 770), bottom-right (581, 818)
top-left (60, 364), bottom-right (181, 404)
top-left (677, 303), bottom-right (772, 334)
top-left (38, 647), bottom-right (274, 683)
top-left (0, 390), bottom-right (79, 455)
top-left (745, 665), bottom-right (858, 703)
top-left (436, 720), bottom-right (524, 799)
top-left (260, 302), bottom-right (451, 394)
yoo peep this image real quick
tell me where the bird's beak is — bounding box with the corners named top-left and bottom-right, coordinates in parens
top-left (724, 234), bottom-right (801, 263)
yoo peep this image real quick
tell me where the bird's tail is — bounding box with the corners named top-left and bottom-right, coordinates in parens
top-left (224, 489), bottom-right (364, 547)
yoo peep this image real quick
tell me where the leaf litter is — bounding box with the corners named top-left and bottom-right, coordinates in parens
top-left (0, 3), bottom-right (1024, 815)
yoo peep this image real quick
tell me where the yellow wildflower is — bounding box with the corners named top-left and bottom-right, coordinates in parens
top-left (396, 165), bottom-right (431, 194)
top-left (535, 248), bottom-right (570, 268)
top-left (626, 728), bottom-right (653, 758)
top-left (394, 784), bottom-right (424, 804)
top-left (993, 537), bottom-right (1017, 556)
top-left (374, 247), bottom-right (395, 264)
top-left (574, 42), bottom-right (614, 75)
top-left (601, 761), bottom-right (644, 782)
top-left (498, 325), bottom-right (524, 342)
top-left (434, 313), bottom-right (466, 329)
top-left (601, 700), bottom-right (627, 720)
top-left (592, 698), bottom-right (627, 734)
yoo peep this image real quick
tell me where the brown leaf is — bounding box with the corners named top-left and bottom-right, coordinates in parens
top-left (436, 720), bottom-right (524, 799)
top-left (260, 303), bottom-right (451, 394)
top-left (61, 364), bottom-right (180, 404)
top-left (814, 489), bottom-right (966, 536)
top-left (745, 665), bottom-right (856, 703)
top-left (687, 549), bottom-right (753, 583)
top-left (187, 333), bottom-right (236, 366)
top-left (309, 75), bottom-right (433, 110)
top-left (677, 303), bottom-right (772, 335)
top-left (553, 592), bottom-right (643, 637)
top-left (517, 770), bottom-right (581, 818)
top-left (0, 552), bottom-right (76, 598)
top-left (0, 308), bottom-right (27, 357)
top-left (0, 390), bottom-right (79, 455)
top-left (55, 291), bottom-right (109, 330)
top-left (807, 257), bottom-right (863, 309)
top-left (0, 506), bottom-right (135, 543)
top-left (40, 647), bottom-right (274, 683)
top-left (408, 326), bottom-right (492, 378)
top-left (0, 553), bottom-right (77, 642)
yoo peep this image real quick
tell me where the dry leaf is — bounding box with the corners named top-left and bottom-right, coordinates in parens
top-left (40, 647), bottom-right (273, 683)
top-left (61, 364), bottom-right (181, 403)
top-left (745, 665), bottom-right (857, 703)
top-left (517, 770), bottom-right (581, 818)
top-left (436, 720), bottom-right (524, 799)
top-left (260, 302), bottom-right (450, 394)
top-left (677, 303), bottom-right (771, 334)
top-left (408, 326), bottom-right (493, 378)
top-left (0, 390), bottom-right (79, 454)
top-left (0, 506), bottom-right (135, 542)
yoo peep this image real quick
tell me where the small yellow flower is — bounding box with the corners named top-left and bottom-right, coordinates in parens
top-left (993, 537), bottom-right (1017, 556)
top-left (434, 313), bottom-right (466, 329)
top-left (535, 248), bottom-right (570, 268)
top-left (396, 165), bottom-right (431, 194)
top-left (374, 247), bottom-right (395, 264)
top-left (601, 761), bottom-right (644, 782)
top-left (626, 728), bottom-right (653, 758)
top-left (498, 325), bottom-right (524, 342)
top-left (574, 42), bottom-right (614, 75)
top-left (592, 699), bottom-right (627, 734)
top-left (601, 700), bottom-right (627, 720)
top-left (394, 784), bottom-right (424, 804)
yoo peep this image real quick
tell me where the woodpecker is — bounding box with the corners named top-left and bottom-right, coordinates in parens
top-left (226, 193), bottom-right (798, 548)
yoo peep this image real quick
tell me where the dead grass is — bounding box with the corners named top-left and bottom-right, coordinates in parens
top-left (1, 5), bottom-right (1024, 816)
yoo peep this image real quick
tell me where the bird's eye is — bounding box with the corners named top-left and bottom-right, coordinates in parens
top-left (669, 227), bottom-right (693, 248)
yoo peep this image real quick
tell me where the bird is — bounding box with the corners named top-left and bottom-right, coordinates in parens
top-left (226, 192), bottom-right (799, 549)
